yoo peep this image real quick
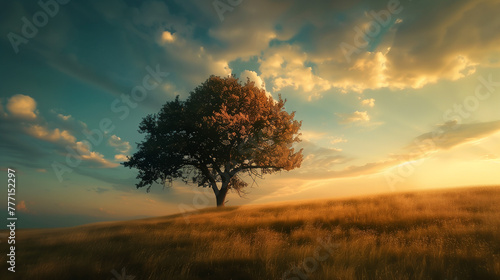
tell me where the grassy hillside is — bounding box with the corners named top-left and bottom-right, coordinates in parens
top-left (1, 186), bottom-right (499, 280)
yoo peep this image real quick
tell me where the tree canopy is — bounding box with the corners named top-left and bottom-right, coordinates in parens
top-left (123, 75), bottom-right (303, 206)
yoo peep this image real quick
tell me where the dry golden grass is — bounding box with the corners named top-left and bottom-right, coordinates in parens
top-left (1, 186), bottom-right (499, 280)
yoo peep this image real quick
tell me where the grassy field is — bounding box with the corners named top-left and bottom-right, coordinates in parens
top-left (1, 186), bottom-right (499, 280)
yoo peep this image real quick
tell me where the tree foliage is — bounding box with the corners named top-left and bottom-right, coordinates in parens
top-left (123, 75), bottom-right (303, 206)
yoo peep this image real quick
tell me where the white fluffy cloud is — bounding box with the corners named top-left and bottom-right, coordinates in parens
top-left (239, 70), bottom-right (273, 99)
top-left (114, 154), bottom-right (128, 162)
top-left (75, 141), bottom-right (119, 168)
top-left (294, 140), bottom-right (350, 174)
top-left (314, 0), bottom-right (499, 92)
top-left (382, 0), bottom-right (499, 89)
top-left (6, 94), bottom-right (38, 119)
top-left (161, 31), bottom-right (175, 43)
top-left (337, 111), bottom-right (371, 125)
top-left (26, 125), bottom-right (77, 144)
top-left (240, 70), bottom-right (265, 90)
top-left (361, 98), bottom-right (375, 107)
top-left (108, 135), bottom-right (131, 154)
top-left (315, 51), bottom-right (390, 93)
top-left (211, 0), bottom-right (500, 95)
top-left (259, 45), bottom-right (332, 98)
top-left (3, 94), bottom-right (120, 169)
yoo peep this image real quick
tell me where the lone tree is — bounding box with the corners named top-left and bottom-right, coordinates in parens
top-left (123, 75), bottom-right (303, 206)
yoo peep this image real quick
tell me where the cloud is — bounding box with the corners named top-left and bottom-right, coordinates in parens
top-left (113, 0), bottom-right (232, 88)
top-left (206, 0), bottom-right (286, 61)
top-left (162, 82), bottom-right (186, 99)
top-left (370, 120), bottom-right (500, 181)
top-left (354, 2), bottom-right (491, 90)
top-left (288, 120), bottom-right (500, 182)
top-left (361, 98), bottom-right (375, 108)
top-left (259, 45), bottom-right (332, 98)
top-left (225, 0), bottom-right (499, 94)
top-left (57, 114), bottom-right (72, 121)
top-left (0, 116), bottom-right (52, 163)
top-left (480, 154), bottom-right (499, 163)
top-left (329, 136), bottom-right (348, 145)
top-left (108, 135), bottom-right (131, 154)
top-left (300, 130), bottom-right (326, 142)
top-left (401, 120), bottom-right (500, 160)
top-left (114, 154), bottom-right (128, 162)
top-left (317, 0), bottom-right (498, 92)
top-left (75, 141), bottom-right (119, 168)
top-left (161, 31), bottom-right (175, 43)
top-left (284, 139), bottom-right (394, 181)
top-left (6, 0), bottom-right (499, 101)
top-left (294, 140), bottom-right (350, 173)
top-left (382, 0), bottom-right (500, 89)
top-left (6, 94), bottom-right (38, 119)
top-left (239, 70), bottom-right (273, 99)
top-left (2, 94), bottom-right (120, 170)
top-left (240, 70), bottom-right (264, 90)
top-left (25, 125), bottom-right (77, 144)
top-left (159, 42), bottom-right (232, 88)
top-left (337, 111), bottom-right (370, 125)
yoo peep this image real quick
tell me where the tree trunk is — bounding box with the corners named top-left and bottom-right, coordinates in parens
top-left (216, 186), bottom-right (229, 207)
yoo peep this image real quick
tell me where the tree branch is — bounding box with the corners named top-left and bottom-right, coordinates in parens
top-left (229, 165), bottom-right (282, 176)
top-left (198, 163), bottom-right (220, 196)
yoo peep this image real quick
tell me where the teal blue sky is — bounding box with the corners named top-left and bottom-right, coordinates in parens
top-left (1, 0), bottom-right (500, 228)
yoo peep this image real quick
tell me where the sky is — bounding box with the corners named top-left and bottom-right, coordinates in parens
top-left (1, 0), bottom-right (499, 228)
